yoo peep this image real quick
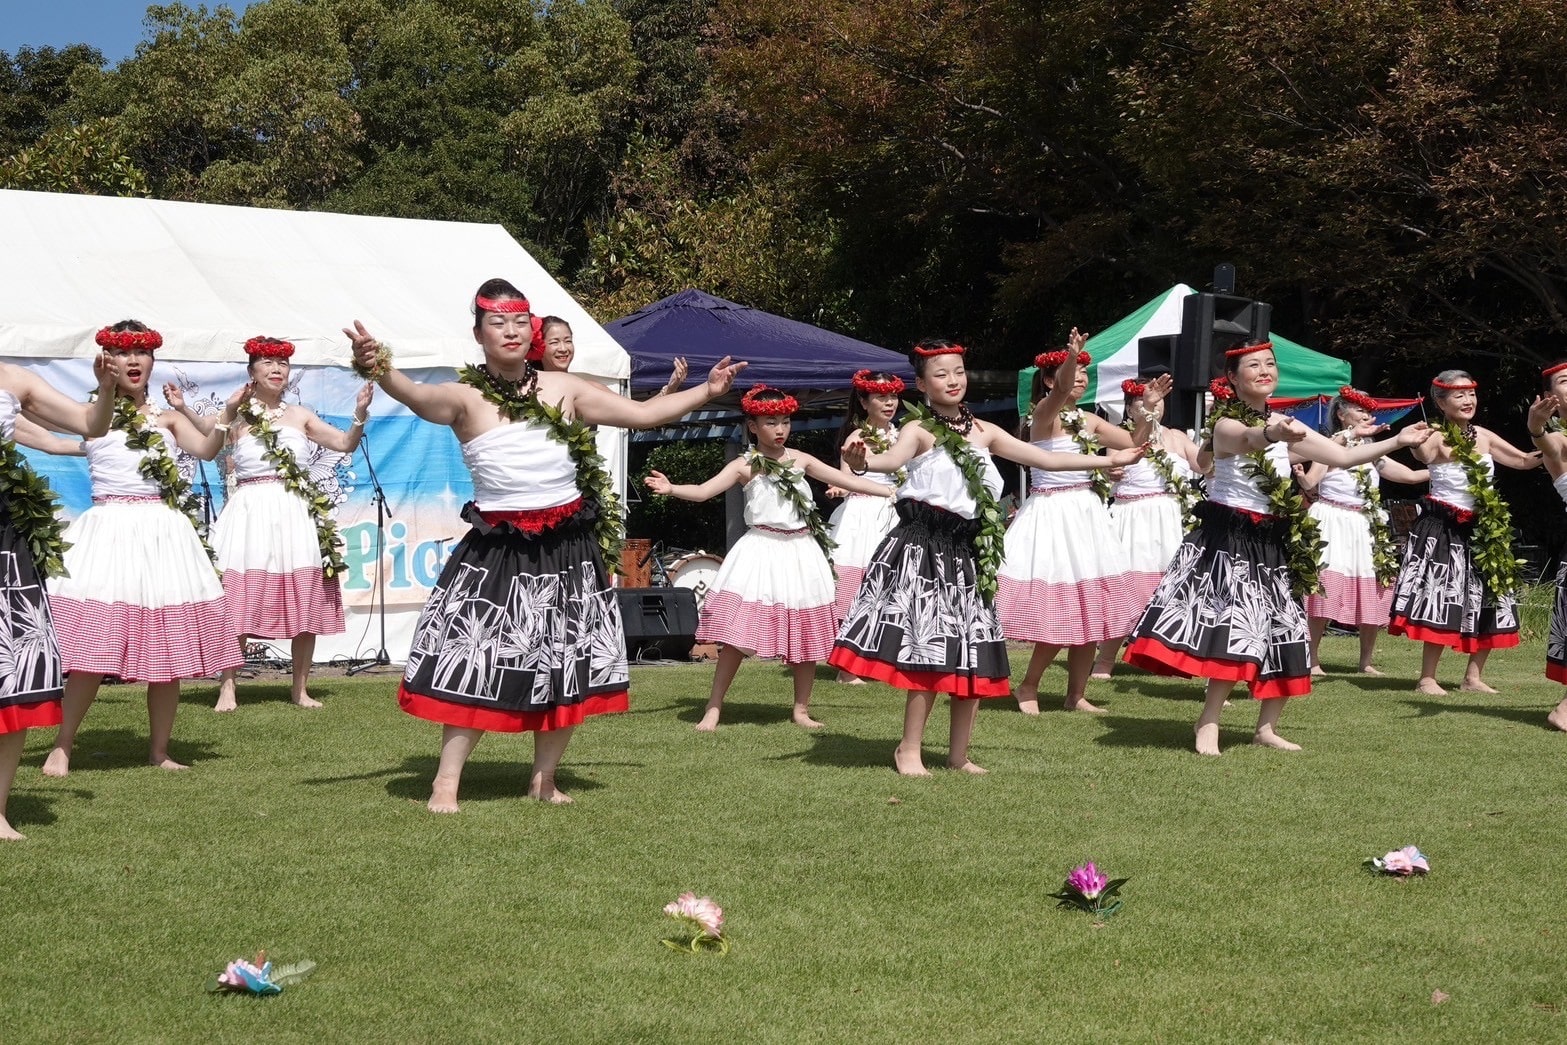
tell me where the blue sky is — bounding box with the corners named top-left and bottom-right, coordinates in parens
top-left (1, 1), bottom-right (260, 64)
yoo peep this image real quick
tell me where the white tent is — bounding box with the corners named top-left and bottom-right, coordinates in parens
top-left (0, 189), bottom-right (631, 666)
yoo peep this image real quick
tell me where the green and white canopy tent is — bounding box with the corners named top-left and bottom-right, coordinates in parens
top-left (1016, 284), bottom-right (1351, 417)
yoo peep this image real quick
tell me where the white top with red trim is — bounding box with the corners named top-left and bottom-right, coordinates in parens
top-left (1315, 463), bottom-right (1372, 506)
top-left (1112, 451), bottom-right (1193, 498)
top-left (1028, 435), bottom-right (1091, 491)
top-left (0, 389), bottom-right (15, 442)
top-left (900, 444), bottom-right (1002, 520)
top-left (1428, 457), bottom-right (1490, 510)
top-left (232, 426), bottom-right (311, 480)
top-left (742, 465), bottom-right (812, 529)
top-left (85, 429), bottom-right (163, 499)
top-left (461, 421), bottom-right (579, 511)
top-left (1208, 441), bottom-right (1289, 515)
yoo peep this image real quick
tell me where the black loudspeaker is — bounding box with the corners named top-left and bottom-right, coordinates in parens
top-left (1175, 293), bottom-right (1272, 391)
top-left (616, 587), bottom-right (699, 660)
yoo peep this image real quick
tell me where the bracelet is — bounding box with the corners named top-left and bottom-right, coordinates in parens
top-left (1530, 428), bottom-right (1546, 439)
top-left (213, 422), bottom-right (230, 433)
top-left (351, 417), bottom-right (366, 428)
top-left (1262, 423), bottom-right (1277, 443)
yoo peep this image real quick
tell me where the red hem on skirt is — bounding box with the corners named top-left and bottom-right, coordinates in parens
top-left (1123, 638), bottom-right (1309, 698)
top-left (1548, 662), bottom-right (1567, 685)
top-left (1388, 616), bottom-right (1521, 653)
top-left (0, 699), bottom-right (62, 733)
top-left (827, 647), bottom-right (1011, 699)
top-left (398, 685), bottom-right (628, 733)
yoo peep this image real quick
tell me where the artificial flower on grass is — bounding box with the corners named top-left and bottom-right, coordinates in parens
top-left (1049, 862), bottom-right (1129, 919)
top-left (1367, 846), bottom-right (1430, 876)
top-left (662, 893), bottom-right (730, 953)
top-left (205, 951), bottom-right (316, 995)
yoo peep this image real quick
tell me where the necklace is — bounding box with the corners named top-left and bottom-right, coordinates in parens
top-left (476, 362), bottom-right (539, 411)
top-left (929, 404), bottom-right (975, 436)
top-left (247, 398), bottom-right (287, 426)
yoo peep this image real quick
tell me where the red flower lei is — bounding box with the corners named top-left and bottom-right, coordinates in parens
top-left (851, 370), bottom-right (905, 396)
top-left (245, 336), bottom-right (295, 359)
top-left (1121, 378), bottom-right (1146, 397)
top-left (740, 384), bottom-right (798, 416)
top-left (1036, 349), bottom-right (1091, 370)
top-left (95, 327), bottom-right (163, 351)
top-left (1209, 376), bottom-right (1236, 401)
top-left (1338, 385), bottom-right (1377, 411)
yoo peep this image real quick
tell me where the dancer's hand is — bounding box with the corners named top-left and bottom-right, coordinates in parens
top-left (1067, 327), bottom-right (1088, 354)
top-left (343, 320), bottom-right (382, 369)
top-left (94, 351), bottom-right (121, 391)
top-left (222, 382), bottom-right (253, 424)
top-left (355, 382), bottom-right (375, 417)
top-left (163, 381), bottom-right (185, 411)
top-left (840, 431), bottom-right (868, 472)
top-left (1394, 421), bottom-right (1432, 448)
top-left (644, 470), bottom-right (673, 495)
top-left (1140, 373), bottom-right (1173, 412)
top-left (1105, 443), bottom-right (1147, 467)
top-left (1527, 394), bottom-right (1560, 434)
top-left (1351, 419), bottom-right (1388, 440)
top-left (664, 357), bottom-right (689, 395)
top-left (1266, 414), bottom-right (1309, 444)
top-left (704, 356), bottom-right (748, 396)
top-left (825, 485), bottom-right (847, 498)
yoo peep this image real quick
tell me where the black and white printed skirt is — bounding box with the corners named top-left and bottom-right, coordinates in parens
top-left (0, 506), bottom-right (63, 733)
top-left (1388, 498), bottom-right (1519, 653)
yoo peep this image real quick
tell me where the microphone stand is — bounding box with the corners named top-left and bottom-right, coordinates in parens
top-left (346, 431), bottom-right (395, 674)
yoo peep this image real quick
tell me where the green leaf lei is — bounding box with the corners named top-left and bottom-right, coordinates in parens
top-left (0, 431), bottom-right (70, 579)
top-left (1061, 410), bottom-right (1112, 504)
top-left (236, 400), bottom-right (348, 579)
top-left (458, 364), bottom-right (625, 566)
top-left (904, 402), bottom-right (1005, 603)
top-left (1349, 459), bottom-right (1399, 588)
top-left (1121, 419), bottom-right (1199, 528)
top-left (1435, 419), bottom-right (1522, 598)
top-left (744, 449), bottom-right (836, 561)
top-left (857, 421), bottom-right (906, 486)
top-left (113, 397), bottom-right (216, 563)
top-left (1203, 400), bottom-right (1324, 599)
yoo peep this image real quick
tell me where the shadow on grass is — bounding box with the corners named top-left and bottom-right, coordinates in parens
top-left (3, 786), bottom-right (90, 830)
top-left (782, 730), bottom-right (894, 770)
top-left (175, 681), bottom-right (360, 709)
top-left (1090, 713), bottom-right (1247, 753)
top-left (1398, 698), bottom-right (1555, 730)
top-left (669, 696), bottom-right (796, 727)
top-left (301, 755), bottom-right (606, 804)
top-left (1319, 673), bottom-right (1414, 695)
top-left (32, 728), bottom-right (221, 772)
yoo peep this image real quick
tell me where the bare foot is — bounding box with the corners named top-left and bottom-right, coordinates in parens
top-left (213, 689), bottom-right (238, 713)
top-left (1415, 677), bottom-right (1446, 696)
top-left (41, 749), bottom-right (70, 778)
top-left (427, 778), bottom-right (460, 814)
top-left (1194, 722), bottom-right (1222, 756)
top-left (1015, 689), bottom-right (1041, 716)
top-left (1063, 695), bottom-right (1108, 714)
top-left (1089, 667), bottom-right (1114, 680)
top-left (1460, 678), bottom-right (1498, 694)
top-left (1310, 665), bottom-right (1326, 678)
top-left (291, 693), bottom-right (323, 708)
top-left (0, 818), bottom-right (23, 841)
top-left (1251, 728), bottom-right (1302, 752)
top-left (835, 671), bottom-right (866, 685)
top-left (792, 709), bottom-right (825, 729)
top-left (694, 707), bottom-right (721, 733)
top-left (1359, 665), bottom-right (1384, 677)
top-left (947, 759), bottom-right (989, 775)
top-left (894, 744), bottom-right (931, 777)
top-left (528, 783), bottom-right (574, 805)
top-left (1548, 703), bottom-right (1567, 732)
top-left (151, 756), bottom-right (190, 771)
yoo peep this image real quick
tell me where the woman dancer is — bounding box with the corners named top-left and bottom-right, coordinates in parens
top-left (1124, 342), bottom-right (1429, 756)
top-left (645, 385), bottom-right (891, 731)
top-left (999, 332), bottom-right (1166, 714)
top-left (1091, 374), bottom-right (1206, 678)
top-left (539, 316), bottom-right (689, 396)
top-left (831, 339), bottom-right (1144, 776)
top-left (43, 321), bottom-right (243, 777)
top-left (1293, 387), bottom-right (1428, 676)
top-left (1388, 370), bottom-right (1538, 695)
top-left (0, 353), bottom-right (119, 837)
top-left (345, 278), bottom-right (745, 810)
top-left (827, 370), bottom-right (905, 682)
top-left (1526, 373), bottom-right (1567, 729)
top-left (210, 336), bottom-right (372, 711)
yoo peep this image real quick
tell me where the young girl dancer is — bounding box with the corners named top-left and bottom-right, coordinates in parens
top-left (44, 321), bottom-right (243, 777)
top-left (210, 336), bottom-right (372, 711)
top-left (827, 370), bottom-right (905, 682)
top-left (1124, 342), bottom-right (1429, 756)
top-left (0, 352), bottom-right (119, 837)
top-left (347, 278), bottom-right (745, 810)
top-left (831, 339), bottom-right (1144, 776)
top-left (1000, 332), bottom-right (1167, 714)
top-left (645, 385), bottom-right (891, 731)
top-left (1388, 370), bottom-right (1539, 695)
top-left (1526, 372), bottom-right (1567, 729)
top-left (1293, 387), bottom-right (1428, 676)
top-left (1091, 373), bottom-right (1206, 678)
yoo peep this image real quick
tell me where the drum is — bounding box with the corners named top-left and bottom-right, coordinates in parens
top-left (667, 551), bottom-right (723, 605)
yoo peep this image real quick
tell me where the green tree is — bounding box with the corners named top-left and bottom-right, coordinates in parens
top-left (0, 44), bottom-right (106, 155)
top-left (0, 117), bottom-right (149, 196)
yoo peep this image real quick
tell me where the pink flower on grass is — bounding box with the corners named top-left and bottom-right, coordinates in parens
top-left (1372, 846), bottom-right (1430, 876)
top-left (1066, 862), bottom-right (1109, 900)
top-left (664, 893), bottom-right (724, 939)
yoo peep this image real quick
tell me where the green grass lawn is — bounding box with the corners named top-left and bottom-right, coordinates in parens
top-left (6, 635), bottom-right (1567, 1043)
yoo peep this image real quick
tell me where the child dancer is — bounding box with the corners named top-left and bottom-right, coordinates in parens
top-left (1526, 371), bottom-right (1567, 729)
top-left (999, 331), bottom-right (1167, 713)
top-left (1124, 342), bottom-right (1429, 756)
top-left (1293, 387), bottom-right (1428, 676)
top-left (828, 369), bottom-right (906, 682)
top-left (645, 384), bottom-right (891, 731)
top-left (832, 339), bottom-right (1145, 776)
top-left (1389, 370), bottom-right (1539, 695)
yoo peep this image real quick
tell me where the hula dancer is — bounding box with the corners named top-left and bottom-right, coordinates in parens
top-left (1526, 370), bottom-right (1567, 729)
top-left (1389, 370), bottom-right (1539, 695)
top-left (1292, 387), bottom-right (1427, 676)
top-left (999, 330), bottom-right (1170, 714)
top-left (44, 321), bottom-right (242, 778)
top-left (644, 384), bottom-right (891, 731)
top-left (1123, 342), bottom-right (1429, 756)
top-left (1091, 372), bottom-right (1207, 678)
top-left (209, 336), bottom-right (371, 711)
top-left (831, 339), bottom-right (1144, 777)
top-left (345, 278), bottom-right (745, 811)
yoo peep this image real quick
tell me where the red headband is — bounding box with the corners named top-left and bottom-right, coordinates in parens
top-left (1035, 350), bottom-right (1091, 370)
top-left (1544, 363), bottom-right (1567, 378)
top-left (851, 370), bottom-right (905, 396)
top-left (912, 343), bottom-right (965, 357)
top-left (475, 294), bottom-right (531, 315)
top-left (1121, 378), bottom-right (1146, 397)
top-left (1338, 385), bottom-right (1377, 411)
top-left (740, 384), bottom-right (798, 416)
top-left (1431, 377), bottom-right (1477, 391)
top-left (245, 336), bottom-right (295, 360)
top-left (1225, 340), bottom-right (1273, 358)
top-left (1209, 376), bottom-right (1236, 401)
top-left (96, 327), bottom-right (163, 351)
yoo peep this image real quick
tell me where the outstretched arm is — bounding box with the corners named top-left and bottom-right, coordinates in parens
top-left (345, 320), bottom-right (470, 426)
top-left (643, 456), bottom-right (749, 503)
top-left (170, 383), bottom-right (248, 460)
top-left (797, 451), bottom-right (893, 497)
top-left (1377, 458), bottom-right (1429, 485)
top-left (573, 358), bottom-right (747, 429)
top-left (989, 426), bottom-right (1144, 471)
top-left (10, 356), bottom-right (119, 438)
top-left (1292, 421), bottom-right (1432, 469)
top-left (162, 382), bottom-right (216, 435)
top-left (304, 383), bottom-right (373, 454)
top-left (842, 422), bottom-right (930, 474)
top-left (13, 417), bottom-right (86, 455)
top-left (1486, 427), bottom-right (1544, 470)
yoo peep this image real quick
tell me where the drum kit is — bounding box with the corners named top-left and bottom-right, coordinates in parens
top-left (619, 538), bottom-right (723, 605)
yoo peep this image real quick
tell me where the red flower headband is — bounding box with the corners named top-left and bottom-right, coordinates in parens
top-left (1121, 378), bottom-right (1146, 397)
top-left (1224, 340), bottom-right (1273, 358)
top-left (95, 327), bottom-right (163, 351)
top-left (851, 370), bottom-right (905, 396)
top-left (1431, 377), bottom-right (1477, 391)
top-left (1035, 350), bottom-right (1091, 370)
top-left (1338, 385), bottom-right (1377, 411)
top-left (912, 343), bottom-right (966, 357)
top-left (740, 384), bottom-right (798, 416)
top-left (1209, 376), bottom-right (1236, 401)
top-left (245, 336), bottom-right (295, 360)
top-left (475, 294), bottom-right (531, 314)
top-left (1544, 362), bottom-right (1567, 378)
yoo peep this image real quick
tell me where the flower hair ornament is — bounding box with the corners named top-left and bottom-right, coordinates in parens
top-left (1338, 385), bottom-right (1378, 411)
top-left (851, 370), bottom-right (905, 396)
top-left (1036, 349), bottom-right (1091, 370)
top-left (912, 343), bottom-right (966, 357)
top-left (245, 336), bottom-right (295, 360)
top-left (1121, 378), bottom-right (1147, 397)
top-left (1224, 340), bottom-right (1273, 358)
top-left (740, 384), bottom-right (799, 416)
top-left (1208, 376), bottom-right (1236, 401)
top-left (95, 327), bottom-right (163, 351)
